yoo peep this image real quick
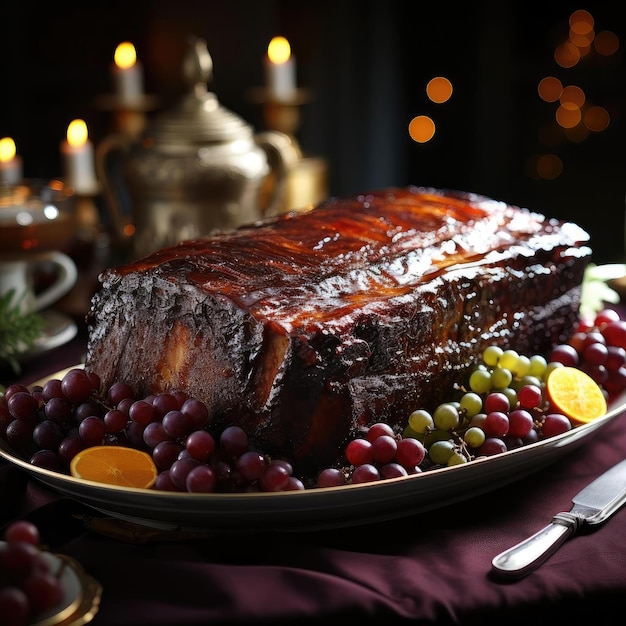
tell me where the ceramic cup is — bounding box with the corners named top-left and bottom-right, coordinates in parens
top-left (0, 251), bottom-right (78, 314)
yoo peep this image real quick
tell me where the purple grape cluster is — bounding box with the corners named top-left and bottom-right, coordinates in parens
top-left (0, 520), bottom-right (63, 626)
top-left (551, 307), bottom-right (626, 398)
top-left (0, 368), bottom-right (304, 493)
top-left (0, 369), bottom-right (103, 472)
top-left (153, 424), bottom-right (304, 493)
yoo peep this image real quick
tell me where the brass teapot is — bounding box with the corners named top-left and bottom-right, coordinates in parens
top-left (97, 38), bottom-right (299, 260)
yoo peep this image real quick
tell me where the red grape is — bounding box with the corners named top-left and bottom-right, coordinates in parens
top-left (4, 521), bottom-right (39, 546)
top-left (61, 368), bottom-right (95, 404)
top-left (483, 411), bottom-right (509, 437)
top-left (236, 450), bottom-right (266, 481)
top-left (371, 435), bottom-right (397, 464)
top-left (594, 308), bottom-right (621, 328)
top-left (351, 464), bottom-right (380, 484)
top-left (507, 409), bottom-right (534, 438)
top-left (345, 438), bottom-right (373, 466)
top-left (259, 462), bottom-right (290, 492)
top-left (484, 392), bottom-right (510, 413)
top-left (316, 468), bottom-right (346, 488)
top-left (396, 437), bottom-right (425, 468)
top-left (541, 413), bottom-right (572, 438)
top-left (602, 320), bottom-right (626, 349)
top-left (366, 422), bottom-right (395, 442)
top-left (548, 344), bottom-right (579, 366)
top-left (185, 464), bottom-right (217, 493)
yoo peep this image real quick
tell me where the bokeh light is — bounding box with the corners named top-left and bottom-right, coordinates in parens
top-left (584, 106), bottom-right (610, 132)
top-left (569, 9), bottom-right (595, 54)
top-left (555, 103), bottom-right (581, 128)
top-left (594, 30), bottom-right (619, 56)
top-left (569, 9), bottom-right (594, 35)
top-left (555, 42), bottom-right (580, 68)
top-left (527, 154), bottom-right (564, 180)
top-left (560, 85), bottom-right (585, 108)
top-left (538, 77), bottom-right (563, 103)
top-left (408, 116), bottom-right (436, 143)
top-left (529, 8), bottom-right (618, 188)
top-left (426, 77), bottom-right (453, 104)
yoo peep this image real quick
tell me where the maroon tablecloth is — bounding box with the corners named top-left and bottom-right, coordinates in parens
top-left (2, 333), bottom-right (626, 625)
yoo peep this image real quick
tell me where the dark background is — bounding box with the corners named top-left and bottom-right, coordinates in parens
top-left (1, 0), bottom-right (625, 263)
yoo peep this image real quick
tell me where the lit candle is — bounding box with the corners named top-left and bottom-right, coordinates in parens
top-left (112, 41), bottom-right (144, 103)
top-left (60, 119), bottom-right (99, 195)
top-left (0, 137), bottom-right (23, 185)
top-left (265, 36), bottom-right (296, 102)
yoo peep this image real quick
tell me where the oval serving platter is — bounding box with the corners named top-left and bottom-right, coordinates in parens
top-left (1, 368), bottom-right (625, 533)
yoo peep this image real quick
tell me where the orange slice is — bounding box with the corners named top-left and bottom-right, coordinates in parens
top-left (70, 445), bottom-right (157, 489)
top-left (546, 366), bottom-right (607, 424)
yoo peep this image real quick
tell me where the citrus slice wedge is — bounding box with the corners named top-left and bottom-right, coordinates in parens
top-left (69, 445), bottom-right (157, 489)
top-left (546, 366), bottom-right (607, 424)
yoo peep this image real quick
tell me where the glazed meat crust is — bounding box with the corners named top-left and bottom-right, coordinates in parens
top-left (85, 187), bottom-right (592, 477)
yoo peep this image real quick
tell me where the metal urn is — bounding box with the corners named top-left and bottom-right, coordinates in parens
top-left (97, 37), bottom-right (299, 259)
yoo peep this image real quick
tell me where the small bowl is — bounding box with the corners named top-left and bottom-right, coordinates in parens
top-left (0, 179), bottom-right (76, 256)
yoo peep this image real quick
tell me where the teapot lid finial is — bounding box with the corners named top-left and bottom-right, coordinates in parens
top-left (183, 36), bottom-right (213, 93)
top-left (150, 37), bottom-right (251, 144)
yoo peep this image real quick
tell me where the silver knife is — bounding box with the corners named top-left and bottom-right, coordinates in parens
top-left (491, 459), bottom-right (626, 579)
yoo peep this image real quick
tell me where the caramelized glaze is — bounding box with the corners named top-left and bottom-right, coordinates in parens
top-left (113, 187), bottom-right (590, 332)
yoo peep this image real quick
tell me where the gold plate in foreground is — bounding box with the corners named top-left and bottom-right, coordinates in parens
top-left (0, 541), bottom-right (101, 626)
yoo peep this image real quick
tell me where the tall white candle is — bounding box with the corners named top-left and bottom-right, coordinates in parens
top-left (265, 36), bottom-right (296, 102)
top-left (61, 119), bottom-right (99, 195)
top-left (0, 137), bottom-right (23, 185)
top-left (112, 41), bottom-right (144, 104)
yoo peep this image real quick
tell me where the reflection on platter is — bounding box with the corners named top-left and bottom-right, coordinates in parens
top-left (1, 368), bottom-right (626, 533)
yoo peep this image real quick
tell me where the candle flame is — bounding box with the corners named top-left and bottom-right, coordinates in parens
top-left (114, 41), bottom-right (138, 70)
top-left (0, 137), bottom-right (16, 163)
top-left (67, 119), bottom-right (89, 148)
top-left (268, 36), bottom-right (291, 64)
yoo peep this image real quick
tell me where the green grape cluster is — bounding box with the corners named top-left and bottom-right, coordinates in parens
top-left (401, 347), bottom-right (570, 468)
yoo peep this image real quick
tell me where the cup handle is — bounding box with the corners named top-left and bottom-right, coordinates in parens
top-left (95, 132), bottom-right (134, 246)
top-left (32, 251), bottom-right (78, 312)
top-left (255, 131), bottom-right (301, 217)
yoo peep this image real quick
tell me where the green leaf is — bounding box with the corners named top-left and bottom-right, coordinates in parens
top-left (580, 263), bottom-right (623, 322)
top-left (0, 289), bottom-right (45, 376)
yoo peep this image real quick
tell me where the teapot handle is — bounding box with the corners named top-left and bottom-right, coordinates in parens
top-left (255, 131), bottom-right (301, 217)
top-left (95, 132), bottom-right (134, 246)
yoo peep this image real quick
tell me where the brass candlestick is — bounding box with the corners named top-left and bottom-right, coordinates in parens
top-left (93, 93), bottom-right (159, 139)
top-left (248, 87), bottom-right (328, 214)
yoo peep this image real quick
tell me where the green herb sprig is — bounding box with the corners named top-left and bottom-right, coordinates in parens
top-left (0, 289), bottom-right (45, 375)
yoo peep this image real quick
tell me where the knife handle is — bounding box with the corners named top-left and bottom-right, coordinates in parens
top-left (491, 512), bottom-right (583, 579)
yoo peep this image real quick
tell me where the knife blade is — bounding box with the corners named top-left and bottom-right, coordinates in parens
top-left (491, 459), bottom-right (626, 579)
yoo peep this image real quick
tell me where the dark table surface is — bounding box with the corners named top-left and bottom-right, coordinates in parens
top-left (2, 329), bottom-right (626, 626)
